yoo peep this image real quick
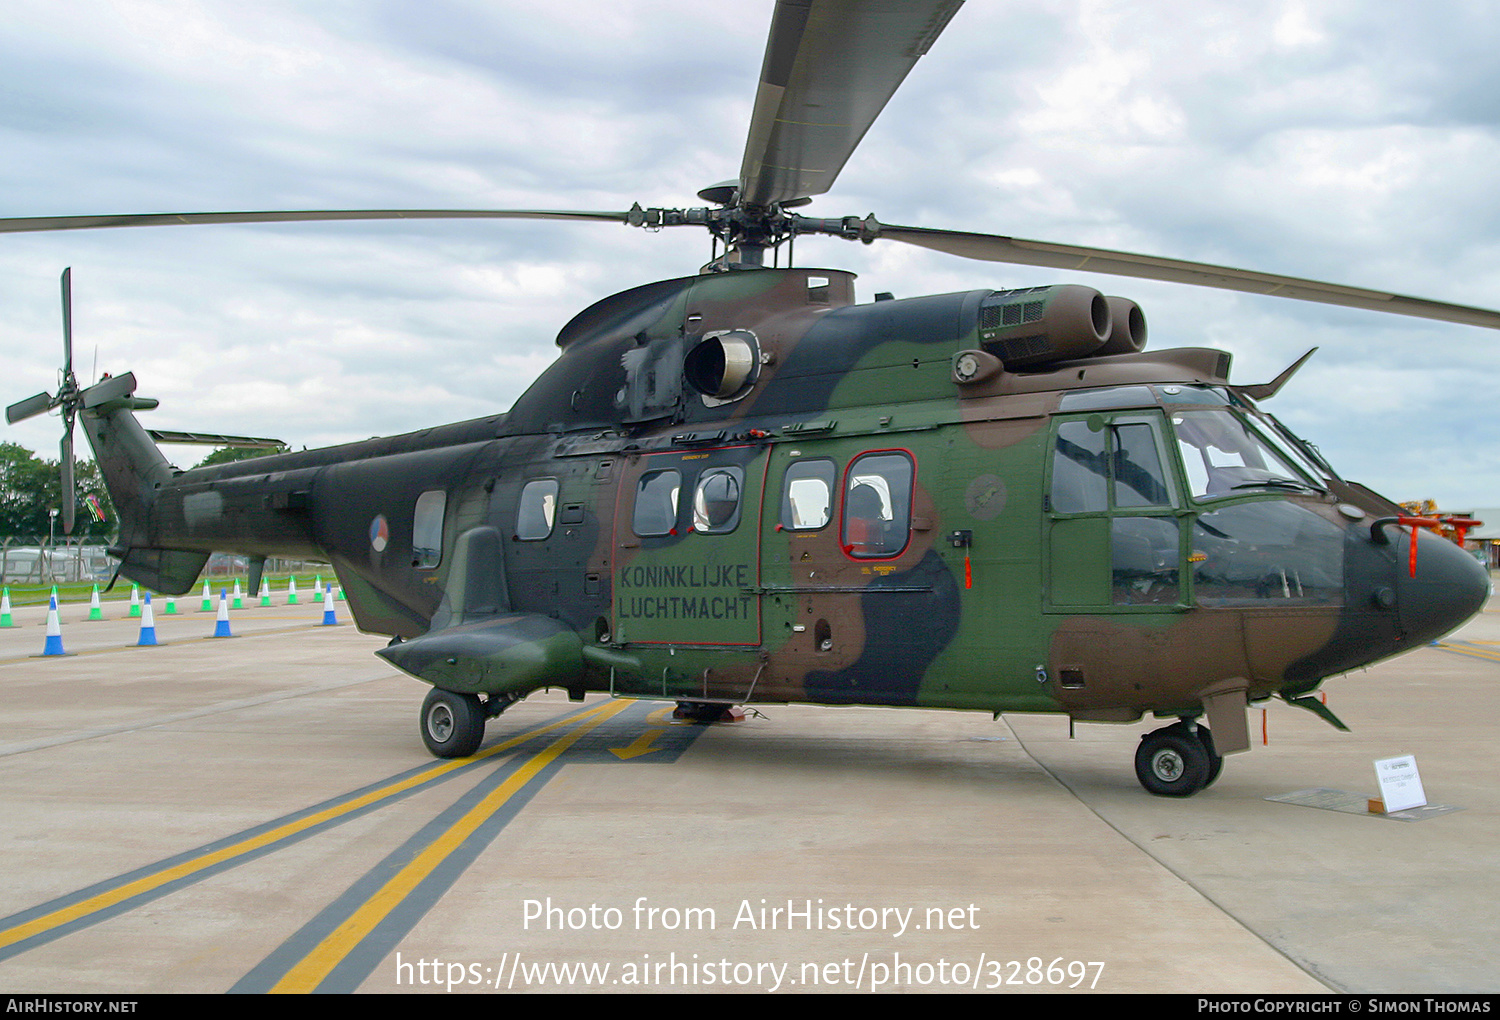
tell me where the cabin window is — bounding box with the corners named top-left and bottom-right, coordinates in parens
top-left (780, 459), bottom-right (835, 531)
top-left (413, 490), bottom-right (445, 569)
top-left (516, 479), bottom-right (558, 540)
top-left (633, 469), bottom-right (681, 537)
top-left (692, 467), bottom-right (743, 534)
top-left (842, 452), bottom-right (913, 558)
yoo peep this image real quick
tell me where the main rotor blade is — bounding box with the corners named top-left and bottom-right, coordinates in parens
top-left (6, 392), bottom-right (54, 425)
top-left (738, 0), bottom-right (963, 209)
top-left (871, 222), bottom-right (1500, 331)
top-left (0, 209), bottom-right (634, 235)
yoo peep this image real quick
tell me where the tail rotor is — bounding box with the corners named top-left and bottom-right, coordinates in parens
top-left (5, 268), bottom-right (124, 535)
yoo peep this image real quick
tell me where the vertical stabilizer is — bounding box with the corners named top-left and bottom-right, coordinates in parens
top-left (79, 381), bottom-right (211, 594)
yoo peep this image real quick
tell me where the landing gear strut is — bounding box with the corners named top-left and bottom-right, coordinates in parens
top-left (1134, 720), bottom-right (1223, 797)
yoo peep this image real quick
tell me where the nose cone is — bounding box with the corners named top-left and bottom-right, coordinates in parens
top-left (1396, 528), bottom-right (1491, 645)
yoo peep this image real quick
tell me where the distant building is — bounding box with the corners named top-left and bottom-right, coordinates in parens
top-left (1462, 509), bottom-right (1500, 569)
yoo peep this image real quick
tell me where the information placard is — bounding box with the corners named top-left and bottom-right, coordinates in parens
top-left (1374, 755), bottom-right (1427, 812)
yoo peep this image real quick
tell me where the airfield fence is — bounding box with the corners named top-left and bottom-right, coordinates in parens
top-left (0, 536), bottom-right (326, 586)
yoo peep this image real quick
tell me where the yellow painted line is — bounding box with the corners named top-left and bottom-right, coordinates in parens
top-left (1434, 642), bottom-right (1500, 664)
top-left (0, 698), bottom-right (623, 953)
top-left (610, 728), bottom-right (665, 760)
top-left (269, 697), bottom-right (635, 993)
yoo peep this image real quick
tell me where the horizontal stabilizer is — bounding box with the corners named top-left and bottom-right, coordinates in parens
top-left (147, 430), bottom-right (285, 448)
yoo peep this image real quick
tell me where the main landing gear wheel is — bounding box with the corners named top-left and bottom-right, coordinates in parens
top-left (1197, 724), bottom-right (1224, 789)
top-left (421, 688), bottom-right (485, 758)
top-left (1134, 721), bottom-right (1213, 797)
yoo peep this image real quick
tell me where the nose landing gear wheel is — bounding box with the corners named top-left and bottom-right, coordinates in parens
top-left (421, 688), bottom-right (486, 758)
top-left (1134, 722), bottom-right (1212, 797)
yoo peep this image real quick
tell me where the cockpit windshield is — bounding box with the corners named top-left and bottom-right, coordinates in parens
top-left (1254, 412), bottom-right (1341, 483)
top-left (1169, 409), bottom-right (1323, 500)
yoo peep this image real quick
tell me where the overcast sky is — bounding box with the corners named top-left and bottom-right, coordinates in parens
top-left (2, 0), bottom-right (1498, 509)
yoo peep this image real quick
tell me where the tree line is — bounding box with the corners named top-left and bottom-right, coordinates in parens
top-left (0, 442), bottom-right (112, 540)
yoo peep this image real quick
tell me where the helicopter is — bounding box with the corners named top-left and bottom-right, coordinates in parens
top-left (4, 0), bottom-right (1494, 796)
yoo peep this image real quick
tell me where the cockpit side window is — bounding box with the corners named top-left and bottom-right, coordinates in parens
top-left (1051, 420), bottom-right (1108, 513)
top-left (1050, 417), bottom-right (1175, 513)
top-left (1048, 414), bottom-right (1182, 609)
top-left (1112, 422), bottom-right (1172, 508)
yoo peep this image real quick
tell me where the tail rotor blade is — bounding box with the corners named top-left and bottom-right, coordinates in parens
top-left (60, 423), bottom-right (76, 535)
top-left (60, 267), bottom-right (73, 380)
top-left (6, 392), bottom-right (54, 424)
top-left (80, 372), bottom-right (137, 409)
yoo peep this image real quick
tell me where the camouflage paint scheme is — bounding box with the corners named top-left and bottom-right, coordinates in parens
top-left (22, 0), bottom-right (1491, 796)
top-left (77, 264), bottom-right (1490, 795)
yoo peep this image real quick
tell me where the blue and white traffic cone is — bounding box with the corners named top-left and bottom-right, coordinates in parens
top-left (321, 585), bottom-right (338, 625)
top-left (212, 592), bottom-right (233, 638)
top-left (42, 596), bottom-right (66, 655)
top-left (137, 593), bottom-right (158, 646)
